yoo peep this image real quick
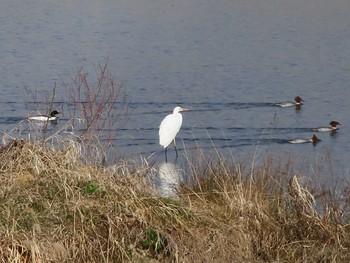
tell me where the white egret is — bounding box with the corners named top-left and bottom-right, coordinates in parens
top-left (159, 106), bottom-right (189, 161)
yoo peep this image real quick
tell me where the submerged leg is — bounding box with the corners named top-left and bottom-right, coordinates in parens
top-left (173, 138), bottom-right (178, 158)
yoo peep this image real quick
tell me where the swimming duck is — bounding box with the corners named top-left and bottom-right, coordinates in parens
top-left (276, 96), bottom-right (304, 107)
top-left (288, 134), bottom-right (320, 144)
top-left (314, 121), bottom-right (341, 132)
top-left (28, 110), bottom-right (60, 122)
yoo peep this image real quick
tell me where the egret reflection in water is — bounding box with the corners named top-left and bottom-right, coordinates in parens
top-left (154, 162), bottom-right (184, 198)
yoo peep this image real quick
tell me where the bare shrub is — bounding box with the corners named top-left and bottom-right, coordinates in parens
top-left (63, 57), bottom-right (129, 165)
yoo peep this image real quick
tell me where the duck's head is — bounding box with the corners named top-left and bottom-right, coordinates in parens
top-left (329, 121), bottom-right (341, 128)
top-left (50, 110), bottom-right (61, 117)
top-left (294, 96), bottom-right (304, 104)
top-left (312, 134), bottom-right (321, 144)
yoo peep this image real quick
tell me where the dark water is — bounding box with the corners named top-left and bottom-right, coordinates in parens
top-left (1, 0), bottom-right (350, 188)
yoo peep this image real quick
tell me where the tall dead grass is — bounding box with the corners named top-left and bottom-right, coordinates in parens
top-left (181, 153), bottom-right (350, 262)
top-left (1, 139), bottom-right (350, 262)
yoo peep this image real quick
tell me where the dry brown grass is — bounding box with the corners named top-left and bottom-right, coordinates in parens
top-left (181, 154), bottom-right (350, 262)
top-left (0, 140), bottom-right (350, 262)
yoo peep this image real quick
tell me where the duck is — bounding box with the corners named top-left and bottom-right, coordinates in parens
top-left (314, 121), bottom-right (341, 132)
top-left (288, 134), bottom-right (321, 144)
top-left (28, 110), bottom-right (60, 122)
top-left (276, 96), bottom-right (304, 107)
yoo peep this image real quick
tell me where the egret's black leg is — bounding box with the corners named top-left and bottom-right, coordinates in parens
top-left (164, 147), bottom-right (168, 163)
top-left (173, 138), bottom-right (178, 159)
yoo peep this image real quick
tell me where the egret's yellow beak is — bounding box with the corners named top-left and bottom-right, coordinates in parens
top-left (180, 107), bottom-right (189, 111)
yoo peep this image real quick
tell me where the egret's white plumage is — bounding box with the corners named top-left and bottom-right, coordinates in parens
top-left (159, 106), bottom-right (188, 160)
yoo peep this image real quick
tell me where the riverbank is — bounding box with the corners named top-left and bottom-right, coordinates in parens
top-left (1, 139), bottom-right (349, 262)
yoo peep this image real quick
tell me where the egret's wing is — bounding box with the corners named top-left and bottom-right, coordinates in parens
top-left (159, 114), bottom-right (183, 148)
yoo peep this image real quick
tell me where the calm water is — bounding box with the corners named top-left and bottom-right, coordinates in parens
top-left (1, 0), bottom-right (350, 187)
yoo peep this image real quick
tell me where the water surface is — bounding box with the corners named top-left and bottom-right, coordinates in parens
top-left (1, 0), bottom-right (350, 186)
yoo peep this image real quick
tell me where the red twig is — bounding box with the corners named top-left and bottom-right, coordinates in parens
top-left (64, 58), bottom-right (129, 164)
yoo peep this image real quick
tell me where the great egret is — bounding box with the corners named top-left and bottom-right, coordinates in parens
top-left (159, 106), bottom-right (189, 161)
top-left (276, 96), bottom-right (304, 107)
top-left (28, 110), bottom-right (61, 122)
top-left (314, 121), bottom-right (341, 132)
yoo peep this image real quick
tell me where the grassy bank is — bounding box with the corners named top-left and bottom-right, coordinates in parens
top-left (1, 139), bottom-right (350, 262)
